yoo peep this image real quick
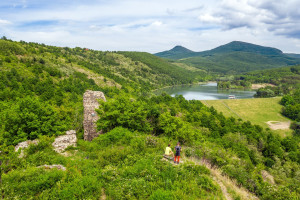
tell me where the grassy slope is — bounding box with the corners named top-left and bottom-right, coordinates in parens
top-left (202, 97), bottom-right (292, 137)
top-left (3, 128), bottom-right (226, 200)
top-left (0, 40), bottom-right (198, 92)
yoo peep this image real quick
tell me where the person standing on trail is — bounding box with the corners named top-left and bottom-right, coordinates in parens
top-left (174, 142), bottom-right (181, 164)
top-left (165, 144), bottom-right (174, 158)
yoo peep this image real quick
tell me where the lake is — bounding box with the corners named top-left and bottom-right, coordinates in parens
top-left (155, 82), bottom-right (256, 100)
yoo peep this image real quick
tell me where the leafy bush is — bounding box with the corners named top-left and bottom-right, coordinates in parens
top-left (0, 39), bottom-right (26, 55)
top-left (94, 127), bottom-right (134, 147)
top-left (3, 167), bottom-right (64, 198)
top-left (150, 189), bottom-right (173, 200)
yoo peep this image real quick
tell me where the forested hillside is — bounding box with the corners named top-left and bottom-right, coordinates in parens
top-left (155, 41), bottom-right (300, 74)
top-left (230, 65), bottom-right (300, 97)
top-left (0, 38), bottom-right (204, 145)
top-left (1, 38), bottom-right (300, 199)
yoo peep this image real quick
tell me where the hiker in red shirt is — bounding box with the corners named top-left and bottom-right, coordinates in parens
top-left (174, 142), bottom-right (181, 164)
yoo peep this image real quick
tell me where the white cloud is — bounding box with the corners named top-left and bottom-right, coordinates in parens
top-left (151, 21), bottom-right (163, 26)
top-left (0, 19), bottom-right (11, 25)
top-left (198, 14), bottom-right (222, 23)
top-left (1, 0), bottom-right (300, 53)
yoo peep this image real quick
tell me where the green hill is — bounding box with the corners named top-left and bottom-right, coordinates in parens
top-left (154, 45), bottom-right (197, 59)
top-left (199, 41), bottom-right (282, 56)
top-left (155, 41), bottom-right (300, 74)
top-left (0, 38), bottom-right (203, 145)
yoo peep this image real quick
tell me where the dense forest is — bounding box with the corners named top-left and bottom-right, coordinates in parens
top-left (1, 38), bottom-right (300, 199)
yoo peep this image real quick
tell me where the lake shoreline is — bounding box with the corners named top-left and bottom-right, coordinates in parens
top-left (152, 81), bottom-right (216, 92)
top-left (154, 82), bottom-right (256, 100)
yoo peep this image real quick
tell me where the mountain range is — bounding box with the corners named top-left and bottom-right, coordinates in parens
top-left (155, 41), bottom-right (300, 74)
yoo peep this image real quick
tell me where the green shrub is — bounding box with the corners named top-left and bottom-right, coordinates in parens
top-left (0, 40), bottom-right (26, 55)
top-left (3, 167), bottom-right (64, 198)
top-left (197, 175), bottom-right (219, 192)
top-left (94, 127), bottom-right (134, 147)
top-left (150, 189), bottom-right (173, 200)
top-left (183, 164), bottom-right (210, 175)
top-left (25, 135), bottom-right (54, 155)
top-left (184, 147), bottom-right (193, 157)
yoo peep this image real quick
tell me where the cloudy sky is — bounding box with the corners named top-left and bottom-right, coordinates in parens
top-left (1, 0), bottom-right (300, 53)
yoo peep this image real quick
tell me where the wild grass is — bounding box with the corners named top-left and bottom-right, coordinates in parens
top-left (202, 97), bottom-right (293, 137)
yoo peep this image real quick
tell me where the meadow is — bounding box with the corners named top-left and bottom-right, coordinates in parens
top-left (202, 97), bottom-right (292, 137)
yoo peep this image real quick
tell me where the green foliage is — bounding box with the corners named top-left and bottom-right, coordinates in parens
top-left (149, 189), bottom-right (173, 200)
top-left (240, 65), bottom-right (300, 96)
top-left (254, 88), bottom-right (275, 98)
top-left (1, 96), bottom-right (67, 145)
top-left (0, 40), bottom-right (26, 55)
top-left (119, 51), bottom-right (195, 85)
top-left (217, 79), bottom-right (251, 89)
top-left (95, 94), bottom-right (300, 198)
top-left (94, 127), bottom-right (134, 147)
top-left (280, 95), bottom-right (295, 106)
top-left (0, 39), bottom-right (201, 146)
top-left (281, 89), bottom-right (300, 128)
top-left (3, 167), bottom-right (64, 198)
top-left (97, 95), bottom-right (152, 133)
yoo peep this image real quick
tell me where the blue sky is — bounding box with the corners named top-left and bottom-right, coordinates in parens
top-left (1, 0), bottom-right (300, 53)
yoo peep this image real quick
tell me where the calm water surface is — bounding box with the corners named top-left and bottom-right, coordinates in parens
top-left (155, 83), bottom-right (256, 100)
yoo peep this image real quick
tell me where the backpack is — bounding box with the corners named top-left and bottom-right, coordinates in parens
top-left (175, 146), bottom-right (181, 154)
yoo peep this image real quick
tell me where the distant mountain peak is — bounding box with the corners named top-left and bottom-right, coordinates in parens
top-left (170, 45), bottom-right (194, 53)
top-left (154, 45), bottom-right (196, 59)
top-left (211, 41), bottom-right (283, 55)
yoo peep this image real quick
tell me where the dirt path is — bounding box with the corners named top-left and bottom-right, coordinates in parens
top-left (213, 176), bottom-right (233, 200)
top-left (187, 157), bottom-right (258, 200)
top-left (100, 188), bottom-right (106, 200)
top-left (162, 155), bottom-right (258, 200)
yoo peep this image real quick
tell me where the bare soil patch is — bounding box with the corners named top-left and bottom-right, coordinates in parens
top-left (251, 83), bottom-right (275, 90)
top-left (266, 121), bottom-right (290, 130)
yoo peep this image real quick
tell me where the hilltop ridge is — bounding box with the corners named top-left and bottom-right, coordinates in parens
top-left (155, 41), bottom-right (300, 74)
top-left (155, 45), bottom-right (196, 59)
top-left (199, 41), bottom-right (283, 56)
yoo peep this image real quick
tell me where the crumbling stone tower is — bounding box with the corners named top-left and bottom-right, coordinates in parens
top-left (83, 90), bottom-right (106, 141)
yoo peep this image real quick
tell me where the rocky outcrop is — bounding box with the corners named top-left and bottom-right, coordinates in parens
top-left (83, 90), bottom-right (106, 141)
top-left (52, 130), bottom-right (77, 153)
top-left (15, 139), bottom-right (39, 152)
top-left (15, 130), bottom-right (77, 155)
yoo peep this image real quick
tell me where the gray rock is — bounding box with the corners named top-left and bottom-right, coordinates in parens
top-left (15, 130), bottom-right (77, 155)
top-left (15, 139), bottom-right (39, 157)
top-left (52, 130), bottom-right (77, 153)
top-left (38, 164), bottom-right (66, 171)
top-left (83, 90), bottom-right (106, 141)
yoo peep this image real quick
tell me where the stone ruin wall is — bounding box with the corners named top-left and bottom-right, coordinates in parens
top-left (83, 90), bottom-right (106, 141)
